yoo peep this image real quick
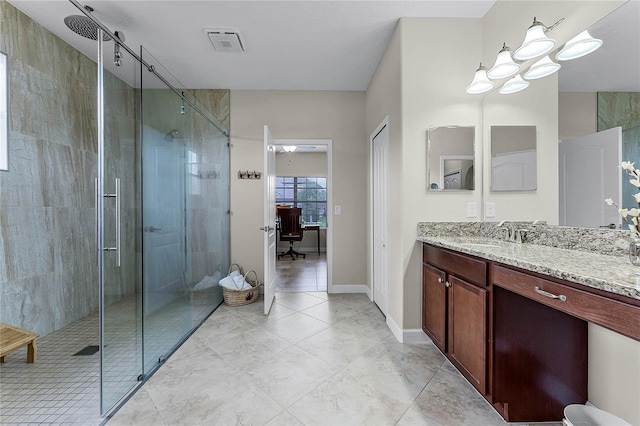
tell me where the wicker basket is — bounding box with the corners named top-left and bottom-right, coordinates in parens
top-left (222, 266), bottom-right (261, 307)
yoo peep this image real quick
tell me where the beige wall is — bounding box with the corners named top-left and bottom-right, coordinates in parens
top-left (230, 90), bottom-right (366, 289)
top-left (559, 92), bottom-right (597, 141)
top-left (365, 23), bottom-right (403, 326)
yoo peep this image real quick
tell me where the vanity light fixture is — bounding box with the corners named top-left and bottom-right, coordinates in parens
top-left (514, 17), bottom-right (556, 60)
top-left (555, 30), bottom-right (602, 61)
top-left (523, 55), bottom-right (561, 80)
top-left (499, 74), bottom-right (529, 94)
top-left (487, 43), bottom-right (520, 80)
top-left (466, 63), bottom-right (495, 94)
top-left (282, 146), bottom-right (297, 152)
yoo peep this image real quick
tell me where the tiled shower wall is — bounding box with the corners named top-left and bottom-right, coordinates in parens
top-left (0, 1), bottom-right (101, 336)
top-left (0, 0), bottom-right (232, 336)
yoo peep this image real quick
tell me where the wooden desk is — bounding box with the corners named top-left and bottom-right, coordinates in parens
top-left (302, 224), bottom-right (321, 254)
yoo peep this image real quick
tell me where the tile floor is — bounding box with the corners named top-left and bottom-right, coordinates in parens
top-left (0, 290), bottom-right (222, 426)
top-left (276, 253), bottom-right (327, 292)
top-left (107, 292), bottom-right (530, 426)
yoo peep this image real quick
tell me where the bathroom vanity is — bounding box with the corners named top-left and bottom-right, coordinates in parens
top-left (419, 228), bottom-right (640, 423)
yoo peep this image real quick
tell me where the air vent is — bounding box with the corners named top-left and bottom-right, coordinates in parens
top-left (206, 29), bottom-right (244, 52)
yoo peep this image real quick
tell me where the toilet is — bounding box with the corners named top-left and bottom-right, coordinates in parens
top-left (563, 404), bottom-right (631, 426)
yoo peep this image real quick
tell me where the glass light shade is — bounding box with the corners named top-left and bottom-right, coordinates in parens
top-left (499, 74), bottom-right (529, 94)
top-left (282, 146), bottom-right (296, 152)
top-left (523, 55), bottom-right (561, 80)
top-left (514, 21), bottom-right (555, 60)
top-left (556, 30), bottom-right (602, 61)
top-left (488, 44), bottom-right (520, 80)
top-left (466, 64), bottom-right (495, 94)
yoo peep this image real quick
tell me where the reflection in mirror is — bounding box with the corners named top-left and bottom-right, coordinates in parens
top-left (490, 126), bottom-right (536, 191)
top-left (0, 51), bottom-right (7, 171)
top-left (558, 1), bottom-right (640, 228)
top-left (427, 126), bottom-right (474, 191)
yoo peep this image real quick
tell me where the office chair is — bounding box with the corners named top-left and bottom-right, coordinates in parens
top-left (277, 207), bottom-right (306, 260)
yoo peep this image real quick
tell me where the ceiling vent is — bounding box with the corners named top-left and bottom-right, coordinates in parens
top-left (206, 29), bottom-right (244, 52)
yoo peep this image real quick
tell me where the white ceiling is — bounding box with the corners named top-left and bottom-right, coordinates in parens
top-left (8, 0), bottom-right (494, 91)
top-left (7, 0), bottom-right (638, 92)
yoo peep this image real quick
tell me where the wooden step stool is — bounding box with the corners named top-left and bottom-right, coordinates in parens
top-left (0, 323), bottom-right (39, 363)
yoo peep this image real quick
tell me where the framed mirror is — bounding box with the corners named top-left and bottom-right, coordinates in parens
top-left (0, 51), bottom-right (7, 171)
top-left (427, 125), bottom-right (475, 191)
top-left (490, 125), bottom-right (537, 191)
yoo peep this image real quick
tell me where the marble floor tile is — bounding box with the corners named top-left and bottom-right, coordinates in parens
top-left (288, 371), bottom-right (411, 426)
top-left (395, 407), bottom-right (445, 426)
top-left (334, 309), bottom-right (392, 341)
top-left (210, 325), bottom-right (293, 368)
top-left (299, 298), bottom-right (360, 324)
top-left (247, 345), bottom-right (337, 408)
top-left (262, 312), bottom-right (331, 344)
top-left (264, 410), bottom-right (304, 426)
top-left (106, 388), bottom-right (159, 426)
top-left (275, 292), bottom-right (327, 311)
top-left (412, 369), bottom-right (507, 426)
top-left (294, 324), bottom-right (381, 368)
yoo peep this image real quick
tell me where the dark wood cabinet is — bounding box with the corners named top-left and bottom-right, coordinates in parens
top-left (448, 275), bottom-right (487, 395)
top-left (422, 244), bottom-right (488, 394)
top-left (422, 263), bottom-right (447, 352)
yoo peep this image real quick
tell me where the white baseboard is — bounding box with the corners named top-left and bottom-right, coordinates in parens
top-left (328, 284), bottom-right (369, 295)
top-left (403, 329), bottom-right (430, 344)
top-left (386, 315), bottom-right (403, 343)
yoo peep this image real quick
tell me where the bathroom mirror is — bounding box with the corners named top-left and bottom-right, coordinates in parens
top-left (427, 126), bottom-right (475, 191)
top-left (490, 125), bottom-right (537, 191)
top-left (0, 51), bottom-right (7, 171)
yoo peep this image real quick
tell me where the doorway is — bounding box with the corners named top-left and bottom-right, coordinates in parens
top-left (273, 139), bottom-right (332, 294)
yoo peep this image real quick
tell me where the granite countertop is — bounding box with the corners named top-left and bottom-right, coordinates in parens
top-left (418, 235), bottom-right (640, 302)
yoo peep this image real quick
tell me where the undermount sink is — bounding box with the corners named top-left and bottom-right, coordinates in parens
top-left (448, 237), bottom-right (505, 249)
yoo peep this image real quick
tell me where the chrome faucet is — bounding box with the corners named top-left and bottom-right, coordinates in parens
top-left (497, 220), bottom-right (515, 241)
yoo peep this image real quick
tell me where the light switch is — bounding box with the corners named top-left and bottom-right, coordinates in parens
top-left (485, 202), bottom-right (496, 218)
top-left (334, 205), bottom-right (341, 215)
top-left (466, 202), bottom-right (477, 218)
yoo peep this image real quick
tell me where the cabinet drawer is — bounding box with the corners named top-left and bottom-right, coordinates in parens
top-left (493, 265), bottom-right (640, 341)
top-left (423, 244), bottom-right (487, 286)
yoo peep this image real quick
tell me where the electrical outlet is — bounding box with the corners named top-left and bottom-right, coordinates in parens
top-left (334, 205), bottom-right (341, 215)
top-left (485, 202), bottom-right (496, 218)
top-left (466, 202), bottom-right (477, 218)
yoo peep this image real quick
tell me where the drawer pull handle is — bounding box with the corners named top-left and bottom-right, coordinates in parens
top-left (445, 281), bottom-right (451, 288)
top-left (534, 286), bottom-right (567, 302)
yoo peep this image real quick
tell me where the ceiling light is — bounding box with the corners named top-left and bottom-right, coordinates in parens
top-left (555, 30), bottom-right (602, 61)
top-left (523, 55), bottom-right (561, 80)
top-left (466, 63), bottom-right (495, 94)
top-left (282, 146), bottom-right (297, 152)
top-left (514, 18), bottom-right (556, 60)
top-left (499, 74), bottom-right (529, 94)
top-left (488, 43), bottom-right (520, 80)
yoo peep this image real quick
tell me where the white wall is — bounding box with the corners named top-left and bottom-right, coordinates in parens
top-left (230, 90), bottom-right (366, 289)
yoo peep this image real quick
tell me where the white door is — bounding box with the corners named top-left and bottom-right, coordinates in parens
top-left (142, 126), bottom-right (186, 314)
top-left (559, 127), bottom-right (622, 228)
top-left (491, 149), bottom-right (537, 191)
top-left (372, 123), bottom-right (389, 316)
top-left (263, 125), bottom-right (277, 314)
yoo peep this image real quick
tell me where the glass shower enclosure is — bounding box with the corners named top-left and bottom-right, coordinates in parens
top-left (94, 24), bottom-right (230, 414)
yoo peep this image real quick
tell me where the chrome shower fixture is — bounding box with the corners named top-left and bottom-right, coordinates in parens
top-left (165, 129), bottom-right (179, 141)
top-left (180, 92), bottom-right (186, 115)
top-left (113, 31), bottom-right (125, 66)
top-left (64, 6), bottom-right (111, 41)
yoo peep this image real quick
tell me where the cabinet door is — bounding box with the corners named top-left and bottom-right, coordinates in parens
top-left (448, 275), bottom-right (487, 394)
top-left (422, 263), bottom-right (447, 353)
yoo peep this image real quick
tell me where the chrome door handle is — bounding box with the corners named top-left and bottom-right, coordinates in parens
top-left (260, 226), bottom-right (275, 232)
top-left (145, 226), bottom-right (163, 232)
top-left (534, 286), bottom-right (567, 302)
top-left (103, 178), bottom-right (121, 267)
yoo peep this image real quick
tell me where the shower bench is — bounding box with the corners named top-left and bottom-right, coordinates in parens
top-left (0, 323), bottom-right (39, 363)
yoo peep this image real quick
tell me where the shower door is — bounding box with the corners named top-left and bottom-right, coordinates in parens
top-left (98, 32), bottom-right (143, 414)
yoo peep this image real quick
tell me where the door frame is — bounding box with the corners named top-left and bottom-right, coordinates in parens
top-left (369, 116), bottom-right (390, 311)
top-left (274, 138), bottom-right (333, 292)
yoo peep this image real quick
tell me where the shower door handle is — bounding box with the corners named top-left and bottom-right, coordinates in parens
top-left (104, 178), bottom-right (121, 267)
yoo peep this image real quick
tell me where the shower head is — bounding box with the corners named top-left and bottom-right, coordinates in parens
top-left (64, 7), bottom-right (111, 41)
